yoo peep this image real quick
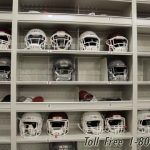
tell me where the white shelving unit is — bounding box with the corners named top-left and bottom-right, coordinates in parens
top-left (1, 0), bottom-right (150, 150)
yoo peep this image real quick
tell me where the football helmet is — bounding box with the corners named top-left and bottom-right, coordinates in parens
top-left (53, 58), bottom-right (74, 81)
top-left (79, 90), bottom-right (97, 101)
top-left (24, 29), bottom-right (47, 50)
top-left (19, 112), bottom-right (43, 137)
top-left (138, 111), bottom-right (150, 134)
top-left (106, 33), bottom-right (128, 52)
top-left (80, 31), bottom-right (100, 51)
top-left (50, 31), bottom-right (72, 50)
top-left (1, 94), bottom-right (10, 102)
top-left (49, 142), bottom-right (77, 150)
top-left (105, 113), bottom-right (126, 134)
top-left (79, 112), bottom-right (104, 135)
top-left (0, 57), bottom-right (11, 81)
top-left (46, 112), bottom-right (69, 136)
top-left (0, 31), bottom-right (11, 50)
top-left (108, 60), bottom-right (128, 81)
top-left (17, 96), bottom-right (33, 102)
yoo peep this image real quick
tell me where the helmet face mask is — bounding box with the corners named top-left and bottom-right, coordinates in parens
top-left (19, 113), bottom-right (43, 137)
top-left (25, 29), bottom-right (47, 50)
top-left (54, 59), bottom-right (73, 81)
top-left (50, 31), bottom-right (72, 50)
top-left (80, 31), bottom-right (100, 51)
top-left (106, 35), bottom-right (128, 52)
top-left (138, 111), bottom-right (150, 133)
top-left (80, 112), bottom-right (104, 135)
top-left (0, 31), bottom-right (11, 50)
top-left (105, 115), bottom-right (126, 134)
top-left (0, 57), bottom-right (11, 81)
top-left (47, 112), bottom-right (69, 136)
top-left (108, 60), bottom-right (128, 81)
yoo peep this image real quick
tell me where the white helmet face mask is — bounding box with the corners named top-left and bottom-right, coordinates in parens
top-left (138, 111), bottom-right (150, 134)
top-left (106, 35), bottom-right (128, 52)
top-left (50, 31), bottom-right (72, 50)
top-left (54, 59), bottom-right (73, 81)
top-left (0, 31), bottom-right (11, 50)
top-left (108, 60), bottom-right (128, 81)
top-left (80, 31), bottom-right (100, 51)
top-left (105, 115), bottom-right (126, 134)
top-left (19, 113), bottom-right (43, 137)
top-left (47, 113), bottom-right (69, 136)
top-left (24, 29), bottom-right (47, 50)
top-left (80, 112), bottom-right (104, 135)
top-left (0, 58), bottom-right (11, 81)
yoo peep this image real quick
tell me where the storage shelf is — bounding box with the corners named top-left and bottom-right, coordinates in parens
top-left (16, 81), bottom-right (49, 85)
top-left (137, 18), bottom-right (150, 27)
top-left (138, 52), bottom-right (150, 57)
top-left (16, 101), bottom-right (132, 112)
top-left (0, 136), bottom-right (10, 144)
top-left (17, 14), bottom-right (132, 26)
top-left (137, 0), bottom-right (150, 4)
top-left (0, 103), bottom-right (11, 112)
top-left (0, 12), bottom-right (12, 21)
top-left (16, 130), bottom-right (132, 143)
top-left (138, 100), bottom-right (150, 110)
top-left (0, 81), bottom-right (11, 85)
top-left (138, 81), bottom-right (150, 85)
top-left (16, 81), bottom-right (133, 86)
top-left (17, 49), bottom-right (133, 56)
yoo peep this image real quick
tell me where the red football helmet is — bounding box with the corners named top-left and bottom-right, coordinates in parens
top-left (46, 112), bottom-right (69, 137)
top-left (79, 90), bottom-right (97, 101)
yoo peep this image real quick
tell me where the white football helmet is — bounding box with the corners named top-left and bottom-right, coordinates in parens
top-left (47, 112), bottom-right (69, 137)
top-left (19, 112), bottom-right (43, 137)
top-left (80, 31), bottom-right (100, 51)
top-left (106, 33), bottom-right (128, 52)
top-left (53, 58), bottom-right (74, 81)
top-left (50, 31), bottom-right (72, 50)
top-left (138, 111), bottom-right (150, 134)
top-left (105, 114), bottom-right (126, 134)
top-left (108, 60), bottom-right (128, 81)
top-left (0, 31), bottom-right (11, 50)
top-left (79, 112), bottom-right (104, 135)
top-left (24, 29), bottom-right (47, 50)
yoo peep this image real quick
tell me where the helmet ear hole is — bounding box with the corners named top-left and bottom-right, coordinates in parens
top-left (24, 29), bottom-right (47, 50)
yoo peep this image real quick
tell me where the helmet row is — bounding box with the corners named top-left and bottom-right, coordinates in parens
top-left (18, 111), bottom-right (126, 138)
top-left (0, 57), bottom-right (128, 81)
top-left (24, 29), bottom-right (128, 52)
top-left (53, 58), bottom-right (128, 81)
top-left (0, 29), bottom-right (128, 52)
